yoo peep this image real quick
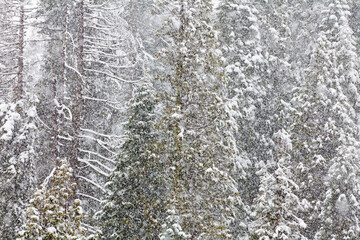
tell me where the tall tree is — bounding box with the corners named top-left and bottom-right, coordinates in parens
top-left (36, 0), bottom-right (73, 171)
top-left (36, 0), bottom-right (135, 218)
top-left (158, 0), bottom-right (244, 238)
top-left (0, 101), bottom-right (37, 239)
top-left (291, 0), bottom-right (360, 238)
top-left (251, 129), bottom-right (306, 240)
top-left (0, 1), bottom-right (39, 238)
top-left (314, 0), bottom-right (360, 238)
top-left (78, 0), bottom-right (137, 218)
top-left (99, 82), bottom-right (166, 239)
top-left (217, 0), bottom-right (267, 207)
top-left (0, 0), bottom-right (18, 102)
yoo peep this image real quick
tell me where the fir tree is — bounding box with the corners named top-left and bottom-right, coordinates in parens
top-left (0, 101), bottom-right (38, 239)
top-left (17, 159), bottom-right (95, 240)
top-left (314, 2), bottom-right (360, 239)
top-left (291, 0), bottom-right (360, 238)
top-left (157, 0), bottom-right (244, 238)
top-left (99, 82), bottom-right (166, 239)
top-left (0, 1), bottom-right (38, 236)
top-left (251, 129), bottom-right (306, 240)
top-left (217, 0), bottom-right (267, 209)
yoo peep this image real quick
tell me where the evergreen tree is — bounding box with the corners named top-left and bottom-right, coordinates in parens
top-left (0, 101), bottom-right (37, 239)
top-left (314, 144), bottom-right (360, 240)
top-left (217, 0), bottom-right (267, 207)
top-left (290, 32), bottom-right (335, 239)
top-left (37, 0), bottom-right (133, 219)
top-left (157, 0), bottom-right (244, 238)
top-left (0, 0), bottom-right (17, 102)
top-left (36, 0), bottom-right (74, 177)
top-left (0, 1), bottom-right (39, 238)
top-left (314, 1), bottom-right (360, 238)
top-left (99, 82), bottom-right (166, 239)
top-left (251, 129), bottom-right (306, 240)
top-left (122, 0), bottom-right (165, 77)
top-left (257, 0), bottom-right (294, 159)
top-left (17, 159), bottom-right (95, 240)
top-left (291, 0), bottom-right (360, 238)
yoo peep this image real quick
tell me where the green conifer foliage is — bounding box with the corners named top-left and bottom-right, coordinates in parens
top-left (0, 101), bottom-right (38, 239)
top-left (99, 83), bottom-right (166, 239)
top-left (17, 159), bottom-right (94, 240)
top-left (157, 1), bottom-right (244, 239)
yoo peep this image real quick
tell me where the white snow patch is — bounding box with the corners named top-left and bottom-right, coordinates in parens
top-left (47, 226), bottom-right (57, 235)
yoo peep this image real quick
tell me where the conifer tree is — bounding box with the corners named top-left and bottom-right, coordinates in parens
top-left (158, 1), bottom-right (244, 238)
top-left (217, 0), bottom-right (267, 208)
top-left (314, 2), bottom-right (360, 238)
top-left (0, 1), bottom-right (39, 238)
top-left (257, 0), bottom-right (294, 153)
top-left (290, 31), bottom-right (335, 239)
top-left (0, 102), bottom-right (37, 239)
top-left (99, 82), bottom-right (166, 239)
top-left (291, 0), bottom-right (360, 238)
top-left (17, 159), bottom-right (95, 240)
top-left (251, 130), bottom-right (306, 240)
top-left (37, 0), bottom-right (133, 217)
top-left (0, 0), bottom-right (17, 102)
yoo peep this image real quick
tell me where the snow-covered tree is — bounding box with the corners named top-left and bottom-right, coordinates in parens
top-left (314, 144), bottom-right (360, 240)
top-left (0, 101), bottom-right (37, 239)
top-left (257, 0), bottom-right (294, 143)
top-left (0, 0), bottom-right (17, 102)
top-left (36, 0), bottom-right (74, 175)
top-left (314, 2), bottom-right (360, 239)
top-left (217, 0), bottom-right (266, 103)
top-left (17, 159), bottom-right (96, 240)
top-left (0, 1), bottom-right (39, 238)
top-left (157, 0), bottom-right (244, 238)
top-left (122, 0), bottom-right (165, 77)
top-left (217, 0), bottom-right (267, 208)
top-left (290, 32), bottom-right (336, 239)
top-left (291, 0), bottom-right (360, 238)
top-left (99, 82), bottom-right (166, 239)
top-left (36, 0), bottom-right (134, 219)
top-left (251, 130), bottom-right (306, 240)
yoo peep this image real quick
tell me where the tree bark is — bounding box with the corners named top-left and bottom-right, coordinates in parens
top-left (70, 0), bottom-right (84, 183)
top-left (14, 0), bottom-right (24, 103)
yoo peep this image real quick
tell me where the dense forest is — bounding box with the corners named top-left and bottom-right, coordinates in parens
top-left (1, 0), bottom-right (360, 239)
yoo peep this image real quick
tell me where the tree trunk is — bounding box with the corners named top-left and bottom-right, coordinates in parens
top-left (70, 0), bottom-right (84, 184)
top-left (14, 0), bottom-right (24, 103)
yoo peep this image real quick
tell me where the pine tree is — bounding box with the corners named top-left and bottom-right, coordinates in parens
top-left (0, 1), bottom-right (39, 238)
top-left (36, 0), bottom-right (73, 175)
top-left (0, 0), bottom-right (17, 102)
top-left (290, 32), bottom-right (335, 239)
top-left (157, 1), bottom-right (244, 238)
top-left (99, 82), bottom-right (166, 239)
top-left (257, 0), bottom-right (295, 159)
top-left (251, 129), bottom-right (306, 240)
top-left (17, 159), bottom-right (95, 240)
top-left (314, 144), bottom-right (360, 240)
top-left (217, 0), bottom-right (267, 208)
top-left (122, 0), bottom-right (165, 76)
top-left (36, 0), bottom-right (133, 218)
top-left (314, 1), bottom-right (360, 238)
top-left (291, 0), bottom-right (360, 238)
